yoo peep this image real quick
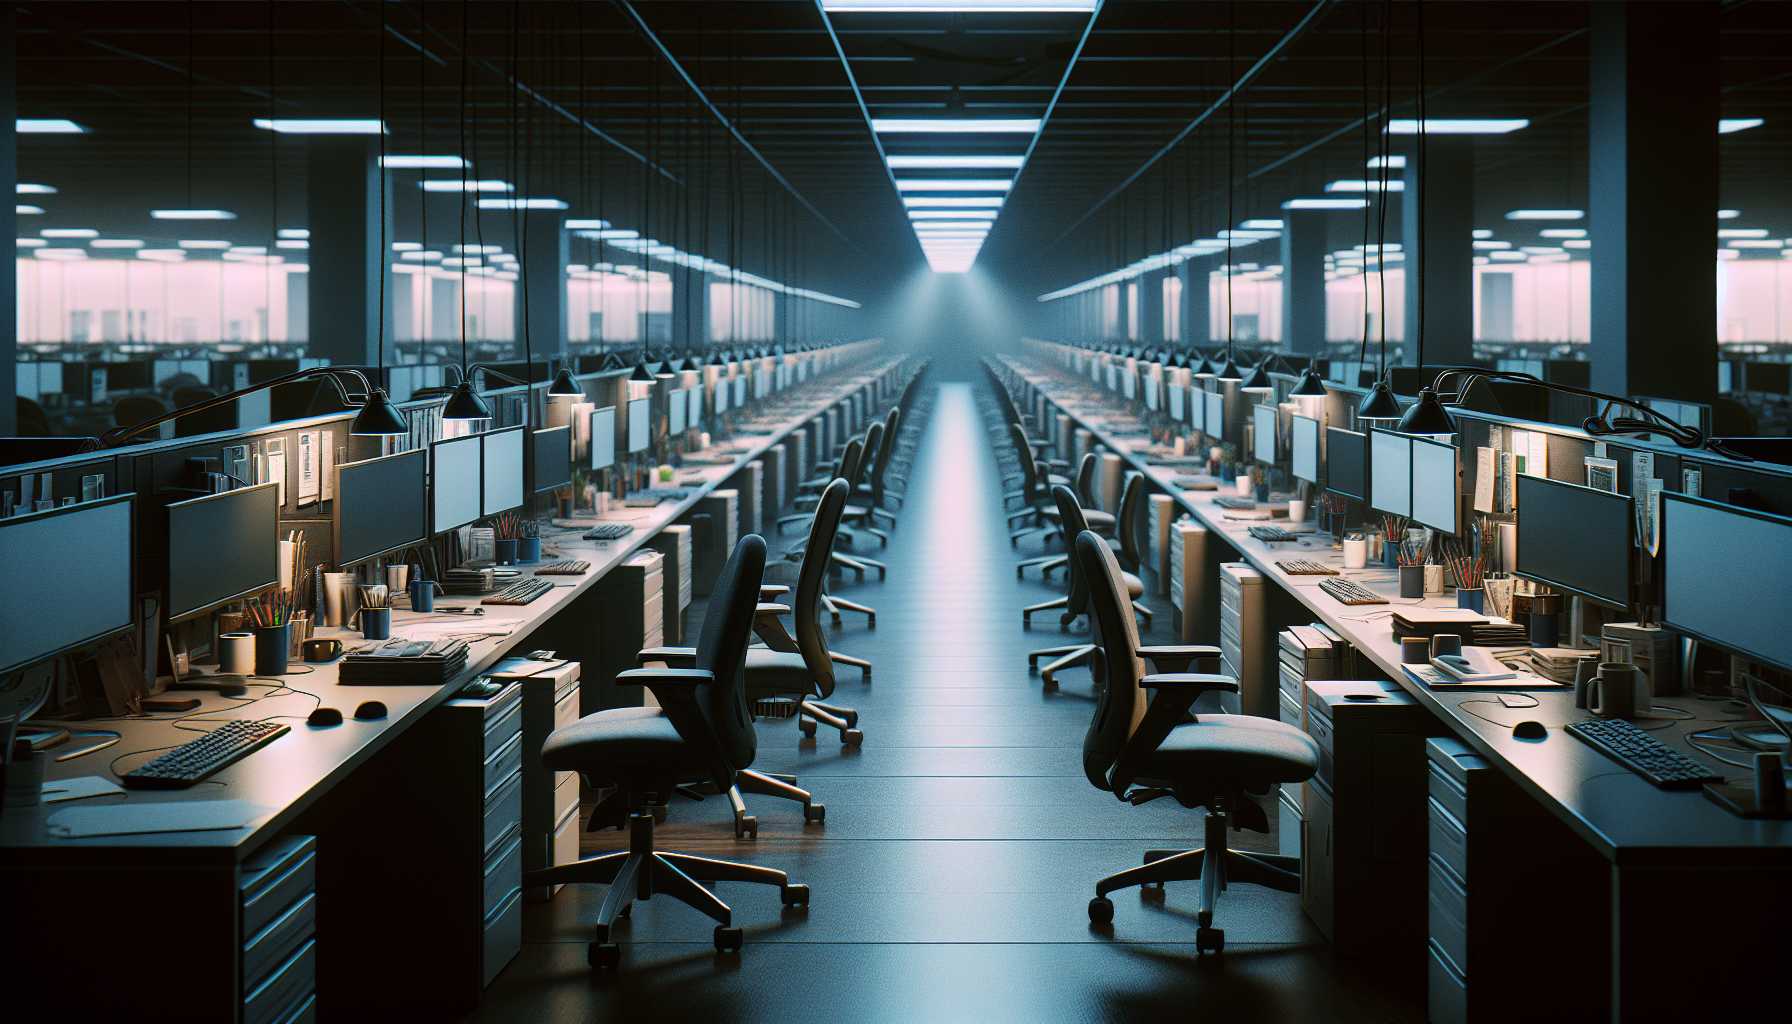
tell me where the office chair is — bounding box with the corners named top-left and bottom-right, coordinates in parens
top-left (778, 439), bottom-right (876, 626)
top-left (528, 535), bottom-right (811, 968)
top-left (113, 395), bottom-right (167, 428)
top-left (1025, 485), bottom-right (1148, 686)
top-left (1021, 453), bottom-right (1114, 580)
top-left (1073, 530), bottom-right (1317, 956)
top-left (855, 406), bottom-right (901, 529)
top-left (748, 480), bottom-right (867, 745)
top-left (1110, 473), bottom-right (1153, 625)
top-left (1007, 423), bottom-right (1068, 554)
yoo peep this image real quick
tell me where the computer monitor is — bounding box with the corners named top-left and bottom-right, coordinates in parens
top-left (1369, 429), bottom-right (1412, 517)
top-left (481, 426), bottom-right (525, 516)
top-left (1662, 494), bottom-right (1792, 671)
top-left (531, 426), bottom-right (572, 494)
top-left (687, 386), bottom-right (703, 427)
top-left (1514, 473), bottom-right (1633, 609)
top-left (1204, 392), bottom-right (1224, 441)
top-left (627, 398), bottom-right (651, 454)
top-left (1325, 427), bottom-right (1366, 501)
top-left (590, 406), bottom-right (617, 471)
top-left (714, 379), bottom-right (730, 415)
top-left (0, 494), bottom-right (135, 676)
top-left (1410, 436), bottom-right (1459, 535)
top-left (669, 389), bottom-right (688, 435)
top-left (336, 450), bottom-right (427, 566)
top-left (1143, 377), bottom-right (1159, 412)
top-left (732, 375), bottom-right (747, 408)
top-left (430, 434), bottom-right (482, 533)
top-left (167, 482), bottom-right (279, 622)
top-left (755, 368), bottom-right (772, 399)
top-left (1168, 384), bottom-right (1185, 422)
top-left (1121, 371), bottom-right (1137, 401)
top-left (1253, 404), bottom-right (1277, 465)
top-left (1188, 387), bottom-right (1205, 434)
top-left (1292, 415), bottom-right (1320, 484)
top-left (154, 359), bottom-right (182, 385)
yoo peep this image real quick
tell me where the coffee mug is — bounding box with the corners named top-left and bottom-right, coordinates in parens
top-left (1342, 537), bottom-right (1368, 569)
top-left (1588, 662), bottom-right (1641, 718)
top-left (1288, 499), bottom-right (1307, 524)
top-left (302, 637), bottom-right (344, 662)
top-left (1429, 634), bottom-right (1463, 660)
top-left (1401, 637), bottom-right (1431, 665)
top-left (218, 631), bottom-right (256, 674)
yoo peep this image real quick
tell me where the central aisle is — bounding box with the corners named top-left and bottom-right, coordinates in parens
top-left (476, 374), bottom-right (1417, 1023)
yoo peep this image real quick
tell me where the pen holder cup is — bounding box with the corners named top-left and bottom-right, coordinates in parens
top-left (218, 632), bottom-right (256, 674)
top-left (409, 579), bottom-right (440, 612)
top-left (254, 624), bottom-right (291, 676)
top-left (360, 607), bottom-right (392, 641)
top-left (1399, 565), bottom-right (1424, 599)
top-left (518, 537), bottom-right (542, 563)
top-left (289, 613), bottom-right (312, 657)
top-left (494, 538), bottom-right (519, 565)
top-left (1383, 544), bottom-right (1401, 569)
top-left (1457, 587), bottom-right (1485, 613)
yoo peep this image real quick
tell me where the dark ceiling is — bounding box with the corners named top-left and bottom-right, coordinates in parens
top-left (13, 1), bottom-right (1791, 317)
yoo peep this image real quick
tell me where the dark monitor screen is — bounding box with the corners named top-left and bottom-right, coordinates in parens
top-left (168, 482), bottom-right (279, 621)
top-left (431, 434), bottom-right (482, 533)
top-left (1325, 427), bottom-right (1366, 501)
top-left (531, 426), bottom-right (572, 493)
top-left (0, 494), bottom-right (135, 675)
top-left (481, 426), bottom-right (525, 516)
top-left (107, 360), bottom-right (151, 390)
top-left (1515, 473), bottom-right (1633, 609)
top-left (1662, 494), bottom-right (1792, 672)
top-left (336, 450), bottom-right (426, 565)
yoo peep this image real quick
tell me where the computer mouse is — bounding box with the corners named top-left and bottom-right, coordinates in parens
top-left (354, 700), bottom-right (388, 721)
top-left (1512, 720), bottom-right (1548, 740)
top-left (307, 707), bottom-right (344, 727)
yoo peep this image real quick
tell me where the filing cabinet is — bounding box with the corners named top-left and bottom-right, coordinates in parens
top-left (1167, 519), bottom-right (1216, 643)
top-left (687, 489), bottom-right (737, 597)
top-left (1147, 493), bottom-right (1175, 594)
top-left (1218, 563), bottom-right (1274, 718)
top-left (239, 835), bottom-right (318, 1024)
top-left (1272, 625), bottom-right (1345, 858)
top-left (490, 657), bottom-right (583, 902)
top-left (647, 523), bottom-right (693, 644)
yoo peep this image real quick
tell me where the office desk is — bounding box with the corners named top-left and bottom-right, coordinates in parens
top-left (1, 354), bottom-right (908, 1019)
top-left (997, 353), bottom-right (1789, 1019)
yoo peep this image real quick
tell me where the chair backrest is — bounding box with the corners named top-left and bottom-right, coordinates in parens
top-left (1050, 484), bottom-right (1092, 613)
top-left (1076, 530), bottom-right (1146, 791)
top-left (835, 437), bottom-right (865, 491)
top-left (1009, 424), bottom-right (1042, 491)
top-left (849, 421), bottom-right (883, 489)
top-left (1115, 472), bottom-right (1145, 568)
top-left (868, 407), bottom-right (900, 499)
top-left (1075, 452), bottom-right (1099, 509)
top-left (114, 395), bottom-right (168, 429)
top-left (794, 480), bottom-right (849, 696)
top-left (694, 533), bottom-right (769, 772)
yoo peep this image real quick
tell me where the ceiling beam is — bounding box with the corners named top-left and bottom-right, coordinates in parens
top-left (811, 0), bottom-right (907, 253)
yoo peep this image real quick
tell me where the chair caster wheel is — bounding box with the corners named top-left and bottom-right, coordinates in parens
top-left (844, 711), bottom-right (860, 727)
top-left (804, 803), bottom-right (826, 823)
top-left (1088, 896), bottom-right (1114, 925)
top-left (798, 720), bottom-right (817, 737)
top-left (843, 729), bottom-right (864, 746)
top-left (714, 926), bottom-right (744, 954)
top-left (781, 883), bottom-right (811, 907)
top-left (589, 942), bottom-right (621, 969)
top-left (866, 614), bottom-right (876, 627)
top-left (831, 614), bottom-right (843, 626)
top-left (735, 815), bottom-right (758, 840)
top-left (1196, 927), bottom-right (1224, 955)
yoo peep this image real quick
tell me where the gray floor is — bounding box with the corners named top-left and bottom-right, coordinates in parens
top-left (472, 376), bottom-right (1420, 1023)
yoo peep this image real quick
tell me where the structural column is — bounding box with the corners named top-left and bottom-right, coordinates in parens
top-left (1588, 1), bottom-right (1718, 404)
top-left (1179, 257), bottom-right (1211, 350)
top-left (514, 208), bottom-right (567, 357)
top-left (0, 7), bottom-right (16, 434)
top-left (1280, 210), bottom-right (1329, 357)
top-left (1401, 137), bottom-right (1476, 367)
top-left (305, 138), bottom-right (390, 368)
top-left (1138, 269), bottom-right (1165, 346)
top-left (672, 266), bottom-right (708, 354)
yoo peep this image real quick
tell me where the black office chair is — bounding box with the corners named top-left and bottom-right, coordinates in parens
top-left (1026, 484), bottom-right (1148, 686)
top-left (855, 406), bottom-right (901, 528)
top-left (113, 394), bottom-right (167, 429)
top-left (528, 535), bottom-right (811, 968)
top-left (1074, 530), bottom-right (1318, 956)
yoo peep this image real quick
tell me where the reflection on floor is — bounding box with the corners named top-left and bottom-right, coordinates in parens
top-left (471, 377), bottom-right (1420, 1023)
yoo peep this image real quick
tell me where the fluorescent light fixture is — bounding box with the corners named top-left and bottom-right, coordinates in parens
top-left (222, 252), bottom-right (282, 264)
top-left (911, 220), bottom-right (993, 231)
top-left (399, 250), bottom-right (443, 262)
top-left (380, 154), bottom-right (467, 169)
top-left (443, 256), bottom-right (482, 267)
top-left (1520, 245), bottom-right (1564, 255)
top-left (40, 228), bottom-right (98, 238)
top-left (17, 119), bottom-right (86, 134)
top-left (34, 247), bottom-right (88, 260)
top-left (276, 239), bottom-right (309, 250)
top-left (1282, 197), bottom-right (1368, 210)
top-left (15, 238), bottom-right (45, 248)
top-left (228, 246), bottom-right (267, 255)
top-left (902, 196), bottom-right (1004, 208)
top-left (1717, 228), bottom-right (1769, 239)
top-left (1531, 253), bottom-right (1571, 263)
top-left (89, 239), bottom-right (143, 249)
top-left (1489, 251), bottom-right (1527, 262)
top-left (910, 209), bottom-right (997, 220)
top-left (1718, 249), bottom-right (1740, 261)
top-left (1718, 118), bottom-right (1764, 134)
top-left (15, 204), bottom-right (43, 215)
top-left (1563, 239), bottom-right (1591, 250)
top-left (1538, 228), bottom-right (1586, 238)
top-left (886, 155), bottom-right (1024, 169)
top-left (393, 242), bottom-right (424, 253)
top-left (454, 243), bottom-right (503, 254)
top-left (477, 197), bottom-right (569, 210)
top-left (420, 179), bottom-right (512, 193)
top-left (1220, 228), bottom-right (1279, 240)
top-left (1239, 219), bottom-right (1284, 230)
top-left (1472, 228), bottom-right (1492, 239)
top-left (1367, 154), bottom-right (1406, 169)
top-left (1717, 209), bottom-right (1740, 220)
top-left (1728, 239), bottom-right (1784, 249)
top-left (872, 118), bottom-right (1040, 133)
top-left (894, 178), bottom-right (1012, 192)
top-left (824, 1), bottom-right (1097, 10)
top-left (1325, 179), bottom-right (1404, 193)
top-left (151, 208), bottom-right (236, 220)
top-left (1472, 240), bottom-right (1511, 250)
top-left (137, 248), bottom-right (186, 261)
top-left (253, 118), bottom-right (386, 134)
top-left (565, 218), bottom-right (612, 230)
top-left (15, 183), bottom-right (56, 195)
top-left (278, 228), bottom-right (310, 239)
top-left (178, 239), bottom-right (231, 250)
top-left (1505, 209), bottom-right (1583, 221)
top-left (1386, 118), bottom-right (1528, 135)
top-left (1470, 258), bottom-right (1488, 267)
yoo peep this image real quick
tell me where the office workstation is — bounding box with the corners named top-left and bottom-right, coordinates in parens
top-left (5, 3), bottom-right (1791, 1023)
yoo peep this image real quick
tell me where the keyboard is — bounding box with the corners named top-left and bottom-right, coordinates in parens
top-left (1318, 577), bottom-right (1389, 606)
top-left (1215, 496), bottom-right (1256, 510)
top-left (536, 559), bottom-right (590, 575)
top-left (121, 719), bottom-right (290, 790)
top-left (1278, 558), bottom-right (1338, 576)
top-left (1172, 476), bottom-right (1218, 491)
top-left (1248, 525), bottom-right (1299, 543)
top-left (1565, 718), bottom-right (1724, 790)
top-left (582, 522), bottom-right (634, 541)
top-left (482, 577), bottom-right (556, 606)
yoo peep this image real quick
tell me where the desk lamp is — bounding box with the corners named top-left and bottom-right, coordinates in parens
top-left (99, 366), bottom-right (409, 447)
top-left (1416, 366), bottom-right (1740, 457)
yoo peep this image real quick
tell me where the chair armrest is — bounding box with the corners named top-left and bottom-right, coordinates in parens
top-left (638, 646), bottom-right (697, 668)
top-left (1109, 674), bottom-right (1238, 795)
top-left (1140, 672), bottom-right (1238, 694)
top-left (612, 667), bottom-right (733, 792)
top-left (753, 605), bottom-right (800, 653)
top-left (759, 584), bottom-right (791, 599)
top-left (1137, 645), bottom-right (1222, 675)
top-left (614, 666), bottom-right (713, 690)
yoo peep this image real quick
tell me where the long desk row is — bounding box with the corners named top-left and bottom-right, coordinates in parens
top-left (2, 353), bottom-right (912, 1020)
top-left (996, 353), bottom-right (1787, 1021)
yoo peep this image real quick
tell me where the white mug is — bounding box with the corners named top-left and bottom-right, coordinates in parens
top-left (1173, 437), bottom-right (1187, 457)
top-left (1424, 564), bottom-right (1444, 595)
top-left (1288, 499), bottom-right (1307, 524)
top-left (1343, 537), bottom-right (1368, 569)
top-left (1234, 477), bottom-right (1254, 497)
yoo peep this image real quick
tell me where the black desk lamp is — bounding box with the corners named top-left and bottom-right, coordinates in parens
top-left (1412, 366), bottom-right (1738, 456)
top-left (99, 367), bottom-right (408, 448)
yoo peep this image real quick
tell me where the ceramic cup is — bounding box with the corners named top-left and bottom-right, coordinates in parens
top-left (1343, 537), bottom-right (1368, 569)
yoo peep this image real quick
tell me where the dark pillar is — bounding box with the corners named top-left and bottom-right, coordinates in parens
top-left (1588, 2), bottom-right (1718, 404)
top-left (1180, 257), bottom-right (1211, 349)
top-left (1139, 269), bottom-right (1165, 345)
top-left (1401, 137), bottom-right (1476, 367)
top-left (0, 8), bottom-right (16, 434)
top-left (673, 268), bottom-right (708, 354)
top-left (1280, 210), bottom-right (1329, 357)
top-left (515, 209), bottom-right (567, 356)
top-left (305, 138), bottom-right (389, 367)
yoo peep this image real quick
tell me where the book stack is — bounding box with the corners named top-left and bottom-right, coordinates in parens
top-left (1527, 646), bottom-right (1597, 685)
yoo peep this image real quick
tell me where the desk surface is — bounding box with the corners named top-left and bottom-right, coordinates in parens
top-left (1001, 353), bottom-right (1791, 867)
top-left (0, 356), bottom-right (904, 867)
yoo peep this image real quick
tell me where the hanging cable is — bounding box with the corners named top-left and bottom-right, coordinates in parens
top-left (376, 0), bottom-right (388, 379)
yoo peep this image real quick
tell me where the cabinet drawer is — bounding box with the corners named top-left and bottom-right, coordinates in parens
top-left (240, 837), bottom-right (316, 941)
top-left (1427, 757), bottom-right (1471, 826)
top-left (484, 830), bottom-right (524, 918)
top-left (273, 992), bottom-right (316, 1024)
top-left (1427, 855), bottom-right (1469, 976)
top-left (554, 769), bottom-right (580, 820)
top-left (484, 730), bottom-right (524, 800)
top-left (1278, 687), bottom-right (1303, 729)
top-left (480, 887), bottom-right (524, 989)
top-left (483, 772), bottom-right (524, 857)
top-left (244, 937), bottom-right (315, 1024)
top-left (552, 800), bottom-right (581, 869)
top-left (483, 694), bottom-right (523, 759)
top-left (242, 890), bottom-right (315, 998)
top-left (1427, 941), bottom-right (1468, 1024)
top-left (1427, 795), bottom-right (1469, 884)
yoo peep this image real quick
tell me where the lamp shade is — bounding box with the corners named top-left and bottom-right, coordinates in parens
top-left (1216, 355), bottom-right (1244, 382)
top-left (1356, 378), bottom-right (1403, 422)
top-left (441, 379), bottom-right (493, 422)
top-left (350, 387), bottom-right (410, 436)
top-left (1396, 387), bottom-right (1456, 435)
top-left (1290, 366), bottom-right (1329, 399)
top-left (629, 358), bottom-right (655, 382)
top-left (547, 367), bottom-right (583, 399)
top-left (1240, 360), bottom-right (1273, 393)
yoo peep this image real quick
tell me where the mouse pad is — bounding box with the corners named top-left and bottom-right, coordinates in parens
top-left (47, 799), bottom-right (268, 839)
